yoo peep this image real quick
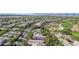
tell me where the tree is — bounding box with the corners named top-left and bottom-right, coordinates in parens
top-left (41, 27), bottom-right (50, 36)
top-left (8, 36), bottom-right (16, 45)
top-left (27, 31), bottom-right (33, 39)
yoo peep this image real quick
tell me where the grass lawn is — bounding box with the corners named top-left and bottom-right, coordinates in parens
top-left (71, 32), bottom-right (79, 40)
top-left (72, 32), bottom-right (79, 37)
top-left (60, 19), bottom-right (79, 41)
top-left (61, 20), bottom-right (73, 30)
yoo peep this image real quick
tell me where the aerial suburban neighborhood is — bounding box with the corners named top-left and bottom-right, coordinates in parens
top-left (0, 13), bottom-right (79, 46)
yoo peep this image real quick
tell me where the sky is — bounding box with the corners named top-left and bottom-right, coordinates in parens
top-left (0, 0), bottom-right (79, 13)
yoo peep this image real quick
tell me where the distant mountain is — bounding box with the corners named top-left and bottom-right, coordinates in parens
top-left (0, 13), bottom-right (32, 16)
top-left (32, 13), bottom-right (79, 16)
top-left (0, 13), bottom-right (79, 16)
